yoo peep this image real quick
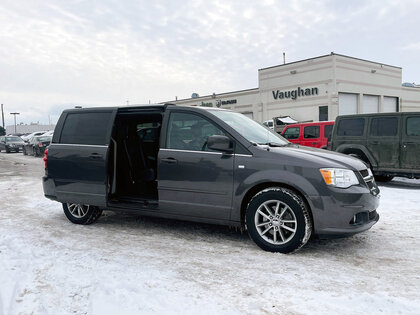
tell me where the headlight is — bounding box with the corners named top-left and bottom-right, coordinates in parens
top-left (320, 168), bottom-right (359, 188)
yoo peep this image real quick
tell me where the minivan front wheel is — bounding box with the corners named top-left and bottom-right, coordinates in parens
top-left (246, 188), bottom-right (312, 253)
top-left (62, 203), bottom-right (103, 225)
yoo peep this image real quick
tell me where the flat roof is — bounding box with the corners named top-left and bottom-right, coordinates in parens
top-left (167, 87), bottom-right (259, 103)
top-left (258, 52), bottom-right (401, 71)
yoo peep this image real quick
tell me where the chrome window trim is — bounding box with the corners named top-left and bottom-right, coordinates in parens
top-left (51, 143), bottom-right (108, 148)
top-left (160, 148), bottom-right (223, 155)
top-left (160, 148), bottom-right (253, 157)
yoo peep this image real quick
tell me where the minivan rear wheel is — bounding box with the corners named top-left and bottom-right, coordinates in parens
top-left (246, 188), bottom-right (312, 253)
top-left (62, 203), bottom-right (103, 225)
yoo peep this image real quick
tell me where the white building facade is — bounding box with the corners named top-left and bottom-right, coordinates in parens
top-left (169, 53), bottom-right (420, 123)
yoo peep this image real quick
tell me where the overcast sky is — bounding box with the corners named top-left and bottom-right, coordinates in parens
top-left (1, 0), bottom-right (419, 126)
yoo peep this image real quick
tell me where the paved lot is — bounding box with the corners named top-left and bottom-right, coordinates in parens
top-left (0, 152), bottom-right (419, 314)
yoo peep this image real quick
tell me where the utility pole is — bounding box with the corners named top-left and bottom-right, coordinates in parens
top-left (10, 112), bottom-right (20, 134)
top-left (1, 104), bottom-right (4, 129)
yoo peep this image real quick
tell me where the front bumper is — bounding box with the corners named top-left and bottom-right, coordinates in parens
top-left (308, 184), bottom-right (380, 237)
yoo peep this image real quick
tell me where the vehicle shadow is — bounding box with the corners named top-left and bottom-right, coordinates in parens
top-left (96, 210), bottom-right (374, 255)
top-left (99, 210), bottom-right (251, 245)
top-left (377, 177), bottom-right (420, 190)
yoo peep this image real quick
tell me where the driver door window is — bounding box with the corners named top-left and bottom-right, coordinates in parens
top-left (166, 112), bottom-right (225, 152)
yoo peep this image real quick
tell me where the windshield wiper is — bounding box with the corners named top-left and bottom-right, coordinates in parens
top-left (257, 142), bottom-right (288, 147)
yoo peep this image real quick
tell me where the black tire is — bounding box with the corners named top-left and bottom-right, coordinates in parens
top-left (62, 203), bottom-right (103, 225)
top-left (374, 175), bottom-right (394, 182)
top-left (23, 147), bottom-right (27, 155)
top-left (246, 187), bottom-right (312, 253)
top-left (5, 147), bottom-right (10, 153)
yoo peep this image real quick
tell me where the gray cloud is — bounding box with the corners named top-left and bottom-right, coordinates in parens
top-left (0, 0), bottom-right (419, 126)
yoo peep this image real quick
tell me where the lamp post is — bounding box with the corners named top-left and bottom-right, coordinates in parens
top-left (10, 112), bottom-right (20, 134)
top-left (1, 104), bottom-right (4, 129)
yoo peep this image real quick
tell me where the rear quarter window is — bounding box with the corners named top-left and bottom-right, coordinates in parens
top-left (324, 124), bottom-right (333, 138)
top-left (337, 118), bottom-right (365, 136)
top-left (304, 126), bottom-right (320, 139)
top-left (60, 112), bottom-right (113, 145)
top-left (407, 117), bottom-right (420, 136)
top-left (370, 117), bottom-right (398, 136)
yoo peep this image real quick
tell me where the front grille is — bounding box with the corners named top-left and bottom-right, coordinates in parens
top-left (360, 169), bottom-right (369, 178)
top-left (359, 168), bottom-right (379, 196)
top-left (349, 210), bottom-right (377, 225)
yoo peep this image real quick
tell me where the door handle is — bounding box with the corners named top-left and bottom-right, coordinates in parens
top-left (161, 157), bottom-right (178, 164)
top-left (89, 153), bottom-right (103, 159)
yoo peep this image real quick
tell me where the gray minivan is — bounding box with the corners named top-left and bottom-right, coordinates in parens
top-left (43, 104), bottom-right (380, 253)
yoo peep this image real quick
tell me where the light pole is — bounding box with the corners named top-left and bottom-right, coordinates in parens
top-left (10, 112), bottom-right (20, 134)
top-left (1, 104), bottom-right (4, 129)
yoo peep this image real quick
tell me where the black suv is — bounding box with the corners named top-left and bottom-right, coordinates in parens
top-left (43, 105), bottom-right (380, 253)
top-left (331, 112), bottom-right (420, 181)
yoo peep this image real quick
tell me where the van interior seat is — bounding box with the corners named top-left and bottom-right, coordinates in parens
top-left (123, 129), bottom-right (155, 184)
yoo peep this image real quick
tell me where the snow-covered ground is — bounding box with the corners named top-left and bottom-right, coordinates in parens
top-left (0, 152), bottom-right (419, 315)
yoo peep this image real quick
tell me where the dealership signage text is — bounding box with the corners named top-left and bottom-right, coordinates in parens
top-left (272, 87), bottom-right (318, 100)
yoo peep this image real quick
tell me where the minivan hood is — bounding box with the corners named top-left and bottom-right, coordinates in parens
top-left (261, 144), bottom-right (367, 171)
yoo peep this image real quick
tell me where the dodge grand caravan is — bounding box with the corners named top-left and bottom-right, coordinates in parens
top-left (43, 104), bottom-right (380, 253)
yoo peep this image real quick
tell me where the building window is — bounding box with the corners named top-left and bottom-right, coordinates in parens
top-left (319, 106), bottom-right (328, 121)
top-left (338, 93), bottom-right (358, 115)
top-left (362, 95), bottom-right (379, 113)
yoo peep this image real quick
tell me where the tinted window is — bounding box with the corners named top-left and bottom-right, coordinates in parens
top-left (6, 136), bottom-right (22, 141)
top-left (60, 112), bottom-right (112, 145)
top-left (370, 117), bottom-right (398, 136)
top-left (407, 117), bottom-right (420, 136)
top-left (304, 126), bottom-right (320, 139)
top-left (337, 118), bottom-right (365, 136)
top-left (324, 124), bottom-right (333, 138)
top-left (283, 127), bottom-right (300, 139)
top-left (167, 112), bottom-right (225, 151)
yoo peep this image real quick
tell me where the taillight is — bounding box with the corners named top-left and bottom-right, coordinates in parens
top-left (43, 148), bottom-right (48, 169)
top-left (38, 142), bottom-right (43, 147)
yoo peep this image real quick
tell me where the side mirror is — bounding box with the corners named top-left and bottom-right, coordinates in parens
top-left (207, 135), bottom-right (233, 153)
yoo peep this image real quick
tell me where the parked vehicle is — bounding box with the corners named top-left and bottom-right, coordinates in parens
top-left (43, 105), bottom-right (379, 253)
top-left (262, 120), bottom-right (274, 129)
top-left (23, 135), bottom-right (52, 156)
top-left (281, 121), bottom-right (334, 149)
top-left (272, 116), bottom-right (313, 134)
top-left (331, 112), bottom-right (420, 181)
top-left (0, 136), bottom-right (25, 153)
top-left (21, 131), bottom-right (48, 142)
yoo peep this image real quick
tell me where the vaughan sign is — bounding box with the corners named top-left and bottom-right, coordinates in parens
top-left (272, 87), bottom-right (318, 100)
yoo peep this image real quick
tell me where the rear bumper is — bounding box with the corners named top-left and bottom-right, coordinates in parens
top-left (308, 185), bottom-right (380, 237)
top-left (43, 176), bottom-right (57, 200)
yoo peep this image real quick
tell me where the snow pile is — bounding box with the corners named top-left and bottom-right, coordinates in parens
top-left (0, 154), bottom-right (419, 314)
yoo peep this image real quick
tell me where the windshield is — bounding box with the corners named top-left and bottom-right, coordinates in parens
top-left (209, 110), bottom-right (288, 145)
top-left (6, 136), bottom-right (22, 142)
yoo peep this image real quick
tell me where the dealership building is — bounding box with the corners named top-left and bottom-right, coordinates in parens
top-left (169, 53), bottom-right (420, 123)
